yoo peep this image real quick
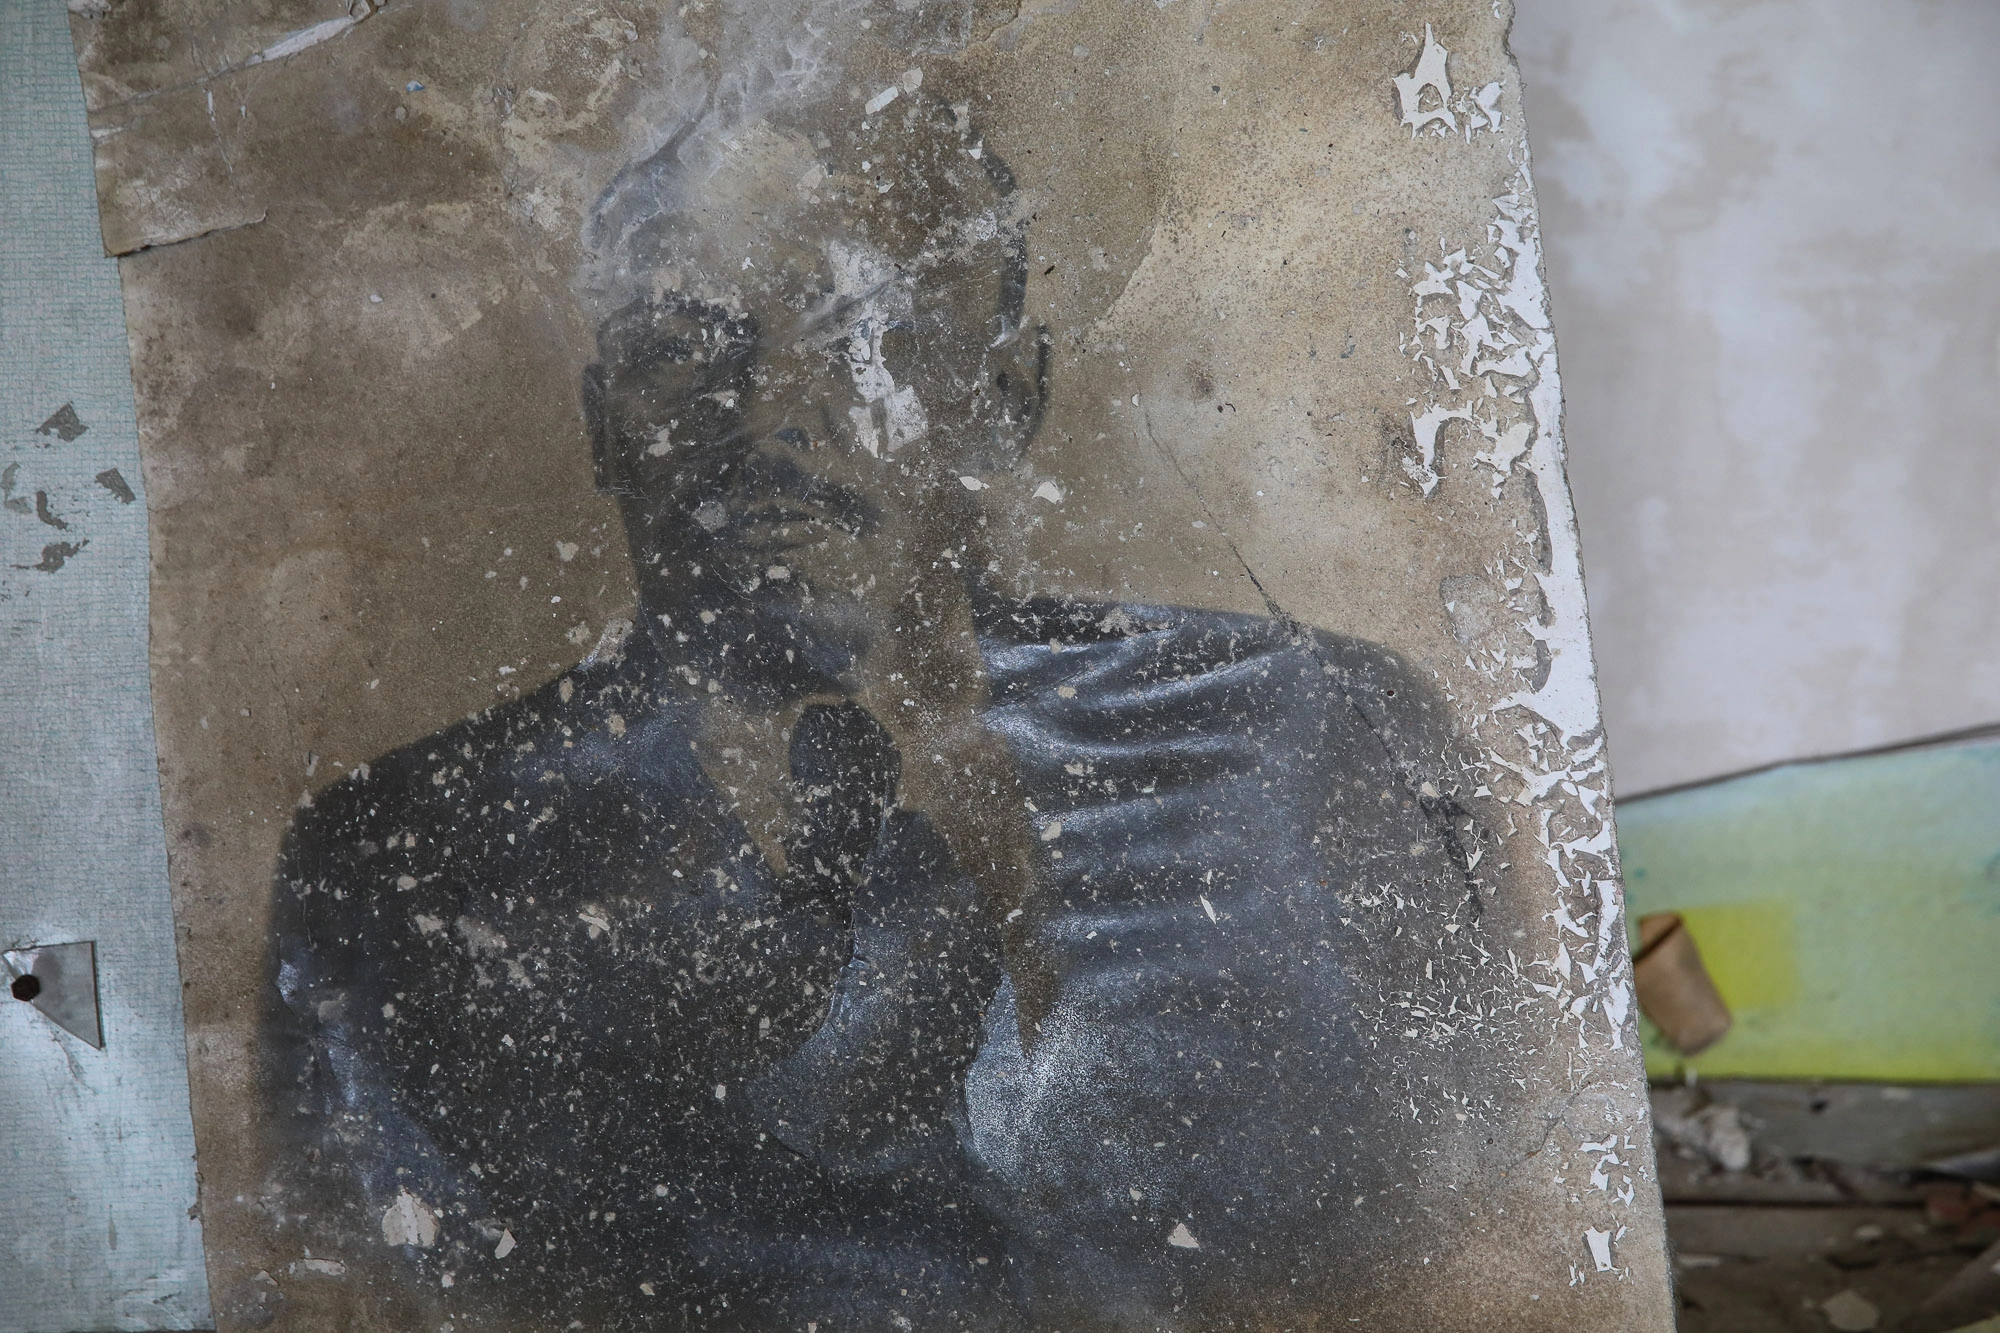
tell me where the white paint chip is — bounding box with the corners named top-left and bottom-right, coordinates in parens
top-left (381, 1190), bottom-right (438, 1249)
top-left (1583, 1226), bottom-right (1614, 1272)
top-left (958, 475), bottom-right (987, 490)
top-left (494, 1229), bottom-right (517, 1259)
top-left (1200, 895), bottom-right (1219, 924)
top-left (1167, 1222), bottom-right (1201, 1249)
top-left (865, 85), bottom-right (900, 114)
top-left (1821, 1291), bottom-right (1879, 1332)
top-left (1032, 481), bottom-right (1064, 503)
top-left (555, 541), bottom-right (578, 562)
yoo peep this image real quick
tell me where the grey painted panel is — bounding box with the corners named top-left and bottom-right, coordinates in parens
top-left (0, 3), bottom-right (212, 1328)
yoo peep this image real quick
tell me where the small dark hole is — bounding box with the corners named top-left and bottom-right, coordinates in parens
top-left (11, 975), bottom-right (41, 1002)
top-left (1809, 1097), bottom-right (1831, 1113)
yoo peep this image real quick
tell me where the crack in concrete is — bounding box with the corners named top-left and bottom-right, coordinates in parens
top-left (86, 6), bottom-right (383, 117)
top-left (108, 210), bottom-right (267, 258)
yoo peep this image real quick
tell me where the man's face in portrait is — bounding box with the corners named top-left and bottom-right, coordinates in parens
top-left (584, 107), bottom-right (1036, 697)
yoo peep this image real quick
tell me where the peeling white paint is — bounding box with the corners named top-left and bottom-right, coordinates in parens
top-left (1406, 404), bottom-right (1472, 496)
top-left (1393, 27), bottom-right (1456, 136)
top-left (1393, 127), bottom-right (1650, 1264)
top-left (1405, 177), bottom-right (1600, 744)
top-left (1393, 28), bottom-right (1506, 141)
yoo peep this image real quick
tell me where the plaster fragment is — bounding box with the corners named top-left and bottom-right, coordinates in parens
top-left (381, 1190), bottom-right (438, 1248)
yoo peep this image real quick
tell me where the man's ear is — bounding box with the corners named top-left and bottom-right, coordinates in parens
top-left (581, 363), bottom-right (621, 495)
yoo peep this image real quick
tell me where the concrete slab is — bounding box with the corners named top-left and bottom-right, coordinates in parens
top-left (67, 0), bottom-right (1668, 1326)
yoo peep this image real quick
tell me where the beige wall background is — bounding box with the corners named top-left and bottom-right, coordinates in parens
top-left (1514, 0), bottom-right (2000, 795)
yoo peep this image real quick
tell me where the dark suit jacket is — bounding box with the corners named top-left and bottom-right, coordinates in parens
top-left (267, 594), bottom-right (1476, 1329)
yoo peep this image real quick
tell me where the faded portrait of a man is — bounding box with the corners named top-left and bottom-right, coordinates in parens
top-left (265, 48), bottom-right (1484, 1333)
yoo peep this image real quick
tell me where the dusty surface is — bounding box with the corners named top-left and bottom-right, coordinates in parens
top-left (73, 0), bottom-right (1670, 1327)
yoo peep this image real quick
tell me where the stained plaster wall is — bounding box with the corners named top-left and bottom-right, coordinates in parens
top-left (1513, 0), bottom-right (2000, 796)
top-left (69, 0), bottom-right (1669, 1327)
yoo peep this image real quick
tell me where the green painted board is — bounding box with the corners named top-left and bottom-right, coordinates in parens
top-left (1620, 734), bottom-right (2000, 1082)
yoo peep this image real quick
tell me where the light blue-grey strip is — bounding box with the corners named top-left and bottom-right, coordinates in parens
top-left (0, 3), bottom-right (212, 1329)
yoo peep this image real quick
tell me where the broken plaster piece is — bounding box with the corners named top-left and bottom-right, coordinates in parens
top-left (381, 1189), bottom-right (439, 1248)
top-left (5, 941), bottom-right (104, 1048)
